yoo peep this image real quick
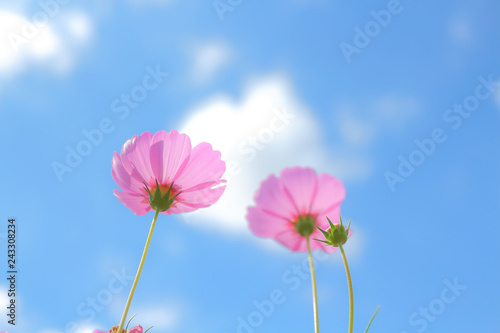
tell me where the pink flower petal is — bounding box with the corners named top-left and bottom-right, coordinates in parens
top-left (253, 174), bottom-right (298, 222)
top-left (118, 134), bottom-right (139, 172)
top-left (173, 142), bottom-right (225, 190)
top-left (275, 227), bottom-right (336, 253)
top-left (274, 228), bottom-right (304, 251)
top-left (112, 152), bottom-right (144, 193)
top-left (315, 206), bottom-right (342, 230)
top-left (113, 189), bottom-right (151, 215)
top-left (280, 167), bottom-right (318, 215)
top-left (167, 201), bottom-right (200, 214)
top-left (247, 207), bottom-right (289, 237)
top-left (310, 173), bottom-right (346, 215)
top-left (177, 185), bottom-right (226, 208)
top-left (150, 130), bottom-right (192, 184)
top-left (149, 131), bottom-right (169, 183)
top-left (163, 130), bottom-right (192, 182)
top-left (121, 132), bottom-right (155, 183)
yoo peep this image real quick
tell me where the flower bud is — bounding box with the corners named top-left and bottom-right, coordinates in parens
top-left (315, 216), bottom-right (351, 247)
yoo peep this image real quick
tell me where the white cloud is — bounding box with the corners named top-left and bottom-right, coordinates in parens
top-left (0, 8), bottom-right (92, 78)
top-left (189, 41), bottom-right (232, 84)
top-left (178, 74), bottom-right (372, 234)
top-left (0, 10), bottom-right (58, 74)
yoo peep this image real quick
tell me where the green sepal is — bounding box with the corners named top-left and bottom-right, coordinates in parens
top-left (316, 225), bottom-right (330, 239)
top-left (327, 216), bottom-right (335, 229)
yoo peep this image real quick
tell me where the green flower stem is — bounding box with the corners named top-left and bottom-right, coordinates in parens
top-left (117, 209), bottom-right (160, 333)
top-left (339, 244), bottom-right (353, 333)
top-left (307, 236), bottom-right (320, 333)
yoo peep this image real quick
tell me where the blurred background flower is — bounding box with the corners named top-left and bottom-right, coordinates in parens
top-left (247, 166), bottom-right (345, 252)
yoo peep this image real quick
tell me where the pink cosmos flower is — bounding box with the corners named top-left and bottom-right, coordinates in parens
top-left (247, 167), bottom-right (346, 252)
top-left (112, 130), bottom-right (226, 215)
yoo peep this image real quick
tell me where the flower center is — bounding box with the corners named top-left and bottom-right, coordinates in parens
top-left (143, 179), bottom-right (181, 212)
top-left (294, 214), bottom-right (316, 237)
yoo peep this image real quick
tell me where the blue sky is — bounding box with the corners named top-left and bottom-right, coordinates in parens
top-left (0, 0), bottom-right (499, 332)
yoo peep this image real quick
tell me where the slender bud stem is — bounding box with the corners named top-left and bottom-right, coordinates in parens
top-left (307, 237), bottom-right (320, 333)
top-left (339, 244), bottom-right (353, 333)
top-left (117, 209), bottom-right (160, 333)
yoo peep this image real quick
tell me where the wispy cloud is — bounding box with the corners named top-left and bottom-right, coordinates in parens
top-left (0, 8), bottom-right (92, 78)
top-left (448, 11), bottom-right (473, 46)
top-left (337, 110), bottom-right (377, 146)
top-left (188, 40), bottom-right (233, 84)
top-left (131, 305), bottom-right (182, 330)
top-left (449, 18), bottom-right (472, 45)
top-left (335, 94), bottom-right (421, 146)
top-left (62, 11), bottom-right (92, 43)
